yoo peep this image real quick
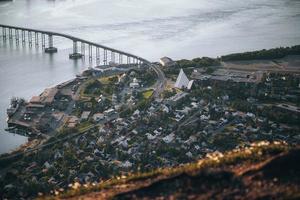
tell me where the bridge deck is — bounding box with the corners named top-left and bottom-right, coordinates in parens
top-left (0, 24), bottom-right (149, 63)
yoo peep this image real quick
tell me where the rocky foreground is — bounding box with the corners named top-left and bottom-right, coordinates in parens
top-left (41, 141), bottom-right (300, 200)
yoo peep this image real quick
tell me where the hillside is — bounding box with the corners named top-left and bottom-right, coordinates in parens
top-left (41, 141), bottom-right (300, 200)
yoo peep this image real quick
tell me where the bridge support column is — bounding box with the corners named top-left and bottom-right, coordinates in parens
top-left (45, 34), bottom-right (57, 53)
top-left (21, 30), bottom-right (25, 43)
top-left (104, 49), bottom-right (108, 65)
top-left (119, 54), bottom-right (123, 64)
top-left (96, 47), bottom-right (100, 65)
top-left (34, 32), bottom-right (39, 46)
top-left (2, 27), bottom-right (7, 40)
top-left (69, 40), bottom-right (83, 59)
top-left (28, 31), bottom-right (33, 46)
top-left (41, 34), bottom-right (45, 48)
top-left (127, 56), bottom-right (131, 65)
top-left (8, 28), bottom-right (13, 40)
top-left (81, 42), bottom-right (85, 56)
top-left (15, 29), bottom-right (19, 42)
top-left (88, 45), bottom-right (93, 61)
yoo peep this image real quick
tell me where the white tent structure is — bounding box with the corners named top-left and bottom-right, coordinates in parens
top-left (174, 69), bottom-right (194, 90)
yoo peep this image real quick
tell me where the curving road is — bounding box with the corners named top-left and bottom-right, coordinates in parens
top-left (150, 64), bottom-right (167, 98)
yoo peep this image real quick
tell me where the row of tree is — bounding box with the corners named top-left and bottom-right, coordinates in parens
top-left (172, 45), bottom-right (300, 70)
top-left (176, 57), bottom-right (220, 68)
top-left (221, 45), bottom-right (300, 61)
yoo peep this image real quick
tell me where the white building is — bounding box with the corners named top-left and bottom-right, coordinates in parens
top-left (129, 78), bottom-right (140, 88)
top-left (80, 111), bottom-right (91, 121)
top-left (174, 69), bottom-right (194, 90)
top-left (160, 56), bottom-right (175, 67)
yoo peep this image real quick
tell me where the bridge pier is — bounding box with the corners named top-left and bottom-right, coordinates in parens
top-left (119, 54), bottom-right (122, 64)
top-left (41, 34), bottom-right (45, 48)
top-left (69, 40), bottom-right (83, 59)
top-left (81, 42), bottom-right (85, 56)
top-left (8, 28), bottom-right (13, 40)
top-left (15, 29), bottom-right (19, 42)
top-left (104, 49), bottom-right (108, 65)
top-left (34, 32), bottom-right (39, 46)
top-left (2, 27), bottom-right (7, 40)
top-left (111, 51), bottom-right (115, 64)
top-left (21, 30), bottom-right (25, 43)
top-left (127, 56), bottom-right (131, 64)
top-left (45, 34), bottom-right (57, 53)
top-left (88, 45), bottom-right (93, 61)
top-left (96, 47), bottom-right (100, 65)
top-left (28, 31), bottom-right (33, 46)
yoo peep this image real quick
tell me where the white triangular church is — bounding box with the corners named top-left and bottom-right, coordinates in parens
top-left (174, 69), bottom-right (194, 90)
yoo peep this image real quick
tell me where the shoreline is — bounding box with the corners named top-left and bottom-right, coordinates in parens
top-left (2, 45), bottom-right (300, 157)
top-left (2, 63), bottom-right (146, 155)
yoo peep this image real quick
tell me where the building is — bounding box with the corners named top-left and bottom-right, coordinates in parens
top-left (104, 108), bottom-right (115, 116)
top-left (160, 57), bottom-right (175, 67)
top-left (40, 88), bottom-right (58, 105)
top-left (67, 116), bottom-right (79, 128)
top-left (30, 96), bottom-right (41, 104)
top-left (129, 78), bottom-right (140, 88)
top-left (93, 113), bottom-right (105, 122)
top-left (174, 69), bottom-right (194, 90)
top-left (80, 111), bottom-right (91, 121)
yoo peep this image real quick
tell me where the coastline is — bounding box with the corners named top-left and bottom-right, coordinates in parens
top-left (3, 46), bottom-right (300, 156)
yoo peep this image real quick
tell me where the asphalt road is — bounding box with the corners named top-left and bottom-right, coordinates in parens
top-left (150, 64), bottom-right (167, 99)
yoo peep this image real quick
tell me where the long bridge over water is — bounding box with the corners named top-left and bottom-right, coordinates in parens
top-left (0, 24), bottom-right (148, 66)
top-left (0, 24), bottom-right (166, 98)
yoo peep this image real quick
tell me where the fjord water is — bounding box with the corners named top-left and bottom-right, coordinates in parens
top-left (0, 0), bottom-right (300, 154)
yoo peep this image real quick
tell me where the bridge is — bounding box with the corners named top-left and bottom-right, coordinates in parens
top-left (0, 24), bottom-right (148, 66)
top-left (0, 24), bottom-right (167, 98)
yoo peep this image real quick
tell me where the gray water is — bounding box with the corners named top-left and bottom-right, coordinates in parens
top-left (0, 0), bottom-right (300, 154)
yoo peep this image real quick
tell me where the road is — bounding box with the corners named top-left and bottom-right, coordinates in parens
top-left (0, 124), bottom-right (98, 162)
top-left (175, 108), bottom-right (236, 135)
top-left (149, 63), bottom-right (167, 99)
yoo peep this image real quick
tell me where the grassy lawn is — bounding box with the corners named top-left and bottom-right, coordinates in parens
top-left (98, 75), bottom-right (117, 85)
top-left (79, 79), bottom-right (96, 99)
top-left (142, 89), bottom-right (154, 99)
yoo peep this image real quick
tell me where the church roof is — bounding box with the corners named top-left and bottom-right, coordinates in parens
top-left (174, 69), bottom-right (193, 89)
